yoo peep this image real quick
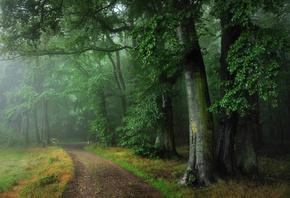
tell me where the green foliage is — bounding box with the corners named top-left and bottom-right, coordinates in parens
top-left (187, 173), bottom-right (199, 186)
top-left (37, 174), bottom-right (58, 187)
top-left (48, 157), bottom-right (59, 165)
top-left (133, 144), bottom-right (165, 159)
top-left (117, 88), bottom-right (163, 148)
top-left (90, 116), bottom-right (116, 145)
top-left (132, 12), bottom-right (184, 82)
top-left (18, 173), bottom-right (59, 197)
top-left (0, 123), bottom-right (26, 148)
top-left (0, 148), bottom-right (27, 193)
top-left (0, 176), bottom-right (18, 193)
top-left (211, 0), bottom-right (290, 116)
top-left (214, 29), bottom-right (288, 116)
top-left (116, 91), bottom-right (165, 158)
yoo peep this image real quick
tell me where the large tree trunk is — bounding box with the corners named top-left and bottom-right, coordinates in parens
top-left (280, 51), bottom-right (290, 139)
top-left (240, 94), bottom-right (258, 175)
top-left (217, 112), bottom-right (239, 177)
top-left (240, 116), bottom-right (258, 175)
top-left (217, 9), bottom-right (242, 177)
top-left (179, 22), bottom-right (218, 186)
top-left (162, 93), bottom-right (179, 158)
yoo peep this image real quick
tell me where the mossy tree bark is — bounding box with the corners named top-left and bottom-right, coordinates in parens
top-left (179, 22), bottom-right (219, 186)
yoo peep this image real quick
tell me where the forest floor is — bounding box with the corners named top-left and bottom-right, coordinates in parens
top-left (62, 142), bottom-right (165, 198)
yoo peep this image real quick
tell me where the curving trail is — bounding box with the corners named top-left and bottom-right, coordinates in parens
top-left (62, 143), bottom-right (165, 198)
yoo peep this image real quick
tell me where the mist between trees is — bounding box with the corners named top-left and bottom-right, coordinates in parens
top-left (0, 0), bottom-right (289, 186)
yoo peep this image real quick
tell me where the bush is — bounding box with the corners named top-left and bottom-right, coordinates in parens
top-left (0, 123), bottom-right (25, 148)
top-left (133, 144), bottom-right (165, 159)
top-left (90, 117), bottom-right (117, 146)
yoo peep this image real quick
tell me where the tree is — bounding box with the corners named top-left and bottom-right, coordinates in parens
top-left (213, 0), bottom-right (289, 175)
top-left (176, 4), bottom-right (219, 185)
top-left (131, 0), bottom-right (219, 184)
top-left (214, 0), bottom-right (242, 177)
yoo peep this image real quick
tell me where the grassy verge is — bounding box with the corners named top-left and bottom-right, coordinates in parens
top-left (86, 142), bottom-right (290, 198)
top-left (0, 146), bottom-right (74, 198)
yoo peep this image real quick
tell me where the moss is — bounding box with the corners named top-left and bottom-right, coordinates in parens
top-left (194, 69), bottom-right (214, 160)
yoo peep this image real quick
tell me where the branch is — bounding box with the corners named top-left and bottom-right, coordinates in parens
top-left (16, 46), bottom-right (133, 57)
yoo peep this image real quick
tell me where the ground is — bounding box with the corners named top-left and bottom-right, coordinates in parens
top-left (62, 143), bottom-right (165, 198)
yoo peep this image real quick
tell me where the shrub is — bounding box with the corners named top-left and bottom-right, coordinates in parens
top-left (133, 144), bottom-right (165, 159)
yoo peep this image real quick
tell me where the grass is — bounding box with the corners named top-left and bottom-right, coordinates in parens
top-left (0, 146), bottom-right (74, 198)
top-left (86, 140), bottom-right (290, 198)
top-left (0, 149), bottom-right (27, 193)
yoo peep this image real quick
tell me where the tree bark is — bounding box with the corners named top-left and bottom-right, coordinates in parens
top-left (34, 109), bottom-right (40, 144)
top-left (162, 93), bottom-right (179, 157)
top-left (25, 110), bottom-right (30, 144)
top-left (20, 114), bottom-right (25, 136)
top-left (178, 22), bottom-right (218, 186)
top-left (280, 51), bottom-right (290, 138)
top-left (108, 53), bottom-right (127, 119)
top-left (217, 5), bottom-right (242, 177)
top-left (217, 112), bottom-right (239, 177)
top-left (106, 33), bottom-right (127, 121)
top-left (43, 99), bottom-right (50, 146)
top-left (240, 94), bottom-right (258, 175)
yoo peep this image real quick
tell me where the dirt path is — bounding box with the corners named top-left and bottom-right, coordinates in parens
top-left (62, 143), bottom-right (165, 198)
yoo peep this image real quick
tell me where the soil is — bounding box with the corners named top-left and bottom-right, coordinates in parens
top-left (62, 143), bottom-right (165, 198)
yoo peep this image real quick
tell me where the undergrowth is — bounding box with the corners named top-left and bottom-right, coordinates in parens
top-left (0, 147), bottom-right (74, 198)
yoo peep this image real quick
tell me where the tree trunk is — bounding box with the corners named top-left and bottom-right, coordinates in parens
top-left (256, 102), bottom-right (263, 147)
top-left (99, 91), bottom-right (107, 118)
top-left (34, 109), bottom-right (40, 144)
top-left (20, 113), bottom-right (26, 136)
top-left (217, 112), bottom-right (240, 177)
top-left (240, 94), bottom-right (258, 175)
top-left (162, 93), bottom-right (179, 157)
top-left (240, 116), bottom-right (258, 175)
top-left (25, 111), bottom-right (30, 144)
top-left (41, 105), bottom-right (45, 147)
top-left (108, 53), bottom-right (127, 119)
top-left (43, 99), bottom-right (50, 146)
top-left (217, 6), bottom-right (242, 177)
top-left (107, 34), bottom-right (127, 119)
top-left (179, 22), bottom-right (218, 186)
top-left (279, 51), bottom-right (290, 137)
top-left (278, 104), bottom-right (284, 146)
top-left (278, 117), bottom-right (284, 146)
top-left (116, 51), bottom-right (127, 119)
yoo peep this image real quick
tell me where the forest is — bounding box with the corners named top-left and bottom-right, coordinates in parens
top-left (0, 0), bottom-right (289, 197)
